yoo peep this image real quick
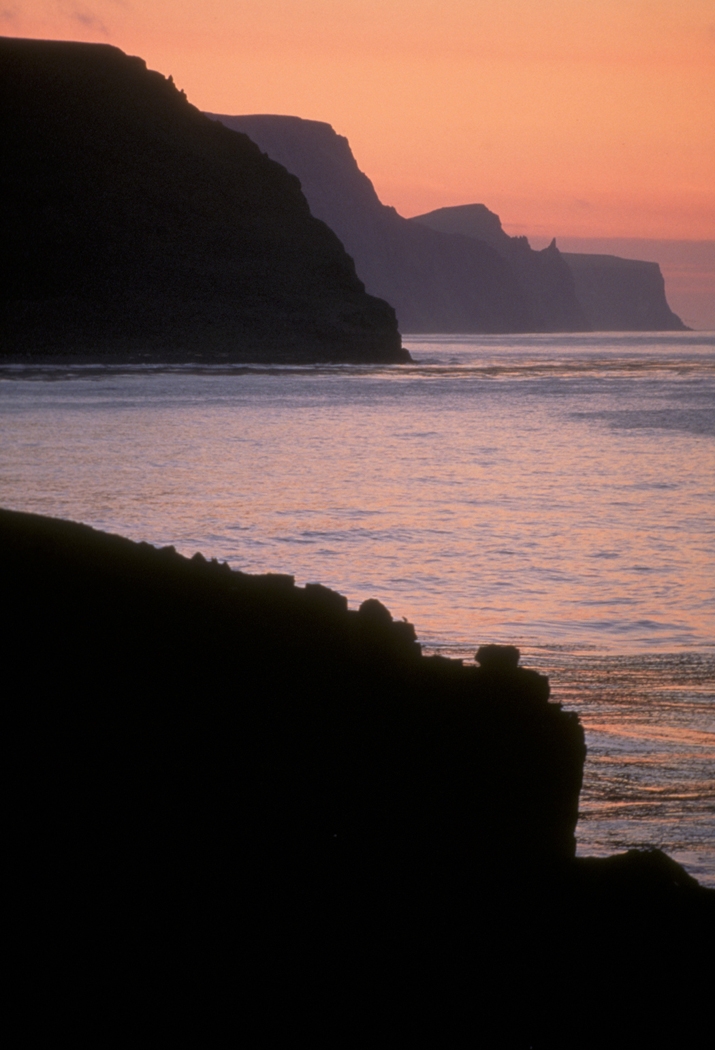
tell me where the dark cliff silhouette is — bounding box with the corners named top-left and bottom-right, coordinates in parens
top-left (210, 114), bottom-right (589, 333)
top-left (5, 507), bottom-right (712, 1043)
top-left (415, 203), bottom-right (687, 331)
top-left (0, 38), bottom-right (406, 362)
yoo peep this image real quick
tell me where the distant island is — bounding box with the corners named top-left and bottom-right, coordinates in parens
top-left (0, 38), bottom-right (407, 362)
top-left (5, 506), bottom-right (713, 1042)
top-left (211, 114), bottom-right (687, 333)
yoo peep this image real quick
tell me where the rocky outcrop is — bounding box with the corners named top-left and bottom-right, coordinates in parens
top-left (562, 251), bottom-right (687, 330)
top-left (5, 506), bottom-right (713, 1043)
top-left (4, 506), bottom-right (584, 874)
top-left (0, 38), bottom-right (406, 361)
top-left (412, 203), bottom-right (588, 331)
top-left (210, 114), bottom-right (550, 332)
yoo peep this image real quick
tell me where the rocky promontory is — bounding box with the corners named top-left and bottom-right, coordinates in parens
top-left (5, 507), bottom-right (712, 1042)
top-left (0, 38), bottom-right (406, 362)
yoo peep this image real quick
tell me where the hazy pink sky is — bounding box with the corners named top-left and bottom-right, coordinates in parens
top-left (4, 1), bottom-right (715, 241)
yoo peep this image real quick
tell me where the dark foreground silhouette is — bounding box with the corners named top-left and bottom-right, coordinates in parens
top-left (5, 508), bottom-right (712, 1044)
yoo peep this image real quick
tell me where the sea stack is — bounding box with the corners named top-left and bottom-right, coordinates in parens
top-left (0, 37), bottom-right (407, 362)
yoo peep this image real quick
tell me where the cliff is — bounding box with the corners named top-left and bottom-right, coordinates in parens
top-left (562, 251), bottom-right (688, 330)
top-left (5, 507), bottom-right (713, 1043)
top-left (210, 114), bottom-right (553, 333)
top-left (413, 203), bottom-right (686, 332)
top-left (0, 38), bottom-right (406, 362)
top-left (412, 203), bottom-right (588, 331)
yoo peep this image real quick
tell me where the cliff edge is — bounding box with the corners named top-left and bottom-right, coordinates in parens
top-left (0, 38), bottom-right (406, 361)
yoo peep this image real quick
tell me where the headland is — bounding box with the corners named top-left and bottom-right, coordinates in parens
top-left (1, 38), bottom-right (407, 363)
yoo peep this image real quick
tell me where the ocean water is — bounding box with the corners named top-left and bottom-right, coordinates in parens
top-left (2, 332), bottom-right (713, 885)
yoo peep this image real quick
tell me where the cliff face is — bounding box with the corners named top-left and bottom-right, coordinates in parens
top-left (210, 114), bottom-right (539, 333)
top-left (414, 203), bottom-right (686, 332)
top-left (412, 203), bottom-right (588, 331)
top-left (562, 252), bottom-right (687, 330)
top-left (0, 38), bottom-right (405, 361)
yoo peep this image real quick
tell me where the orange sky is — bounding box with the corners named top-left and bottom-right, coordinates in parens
top-left (4, 1), bottom-right (715, 239)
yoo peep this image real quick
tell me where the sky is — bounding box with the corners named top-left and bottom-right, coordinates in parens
top-left (4, 1), bottom-right (714, 323)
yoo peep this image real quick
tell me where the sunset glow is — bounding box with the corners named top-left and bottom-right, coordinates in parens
top-left (5, 0), bottom-right (713, 240)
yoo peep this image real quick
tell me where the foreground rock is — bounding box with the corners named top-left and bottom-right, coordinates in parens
top-left (4, 507), bottom-right (711, 1042)
top-left (0, 38), bottom-right (406, 362)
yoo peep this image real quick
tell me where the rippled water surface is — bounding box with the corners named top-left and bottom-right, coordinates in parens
top-left (2, 332), bottom-right (713, 883)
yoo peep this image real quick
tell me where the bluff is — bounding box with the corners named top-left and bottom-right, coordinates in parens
top-left (5, 507), bottom-right (713, 1043)
top-left (414, 203), bottom-right (686, 331)
top-left (210, 114), bottom-right (587, 333)
top-left (0, 38), bottom-right (406, 362)
top-left (412, 203), bottom-right (587, 330)
top-left (562, 251), bottom-right (688, 330)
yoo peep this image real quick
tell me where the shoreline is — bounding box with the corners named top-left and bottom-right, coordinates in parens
top-left (0, 345), bottom-right (414, 367)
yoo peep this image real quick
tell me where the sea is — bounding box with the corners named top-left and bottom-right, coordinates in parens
top-left (2, 331), bottom-right (713, 886)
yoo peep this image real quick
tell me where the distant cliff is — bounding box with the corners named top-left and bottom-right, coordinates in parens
top-left (0, 38), bottom-right (406, 361)
top-left (413, 203), bottom-right (686, 332)
top-left (412, 204), bottom-right (587, 331)
top-left (210, 114), bottom-right (588, 333)
top-left (211, 114), bottom-right (683, 335)
top-left (562, 252), bottom-right (688, 330)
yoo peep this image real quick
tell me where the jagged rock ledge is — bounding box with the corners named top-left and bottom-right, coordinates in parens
top-left (4, 507), bottom-right (712, 1042)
